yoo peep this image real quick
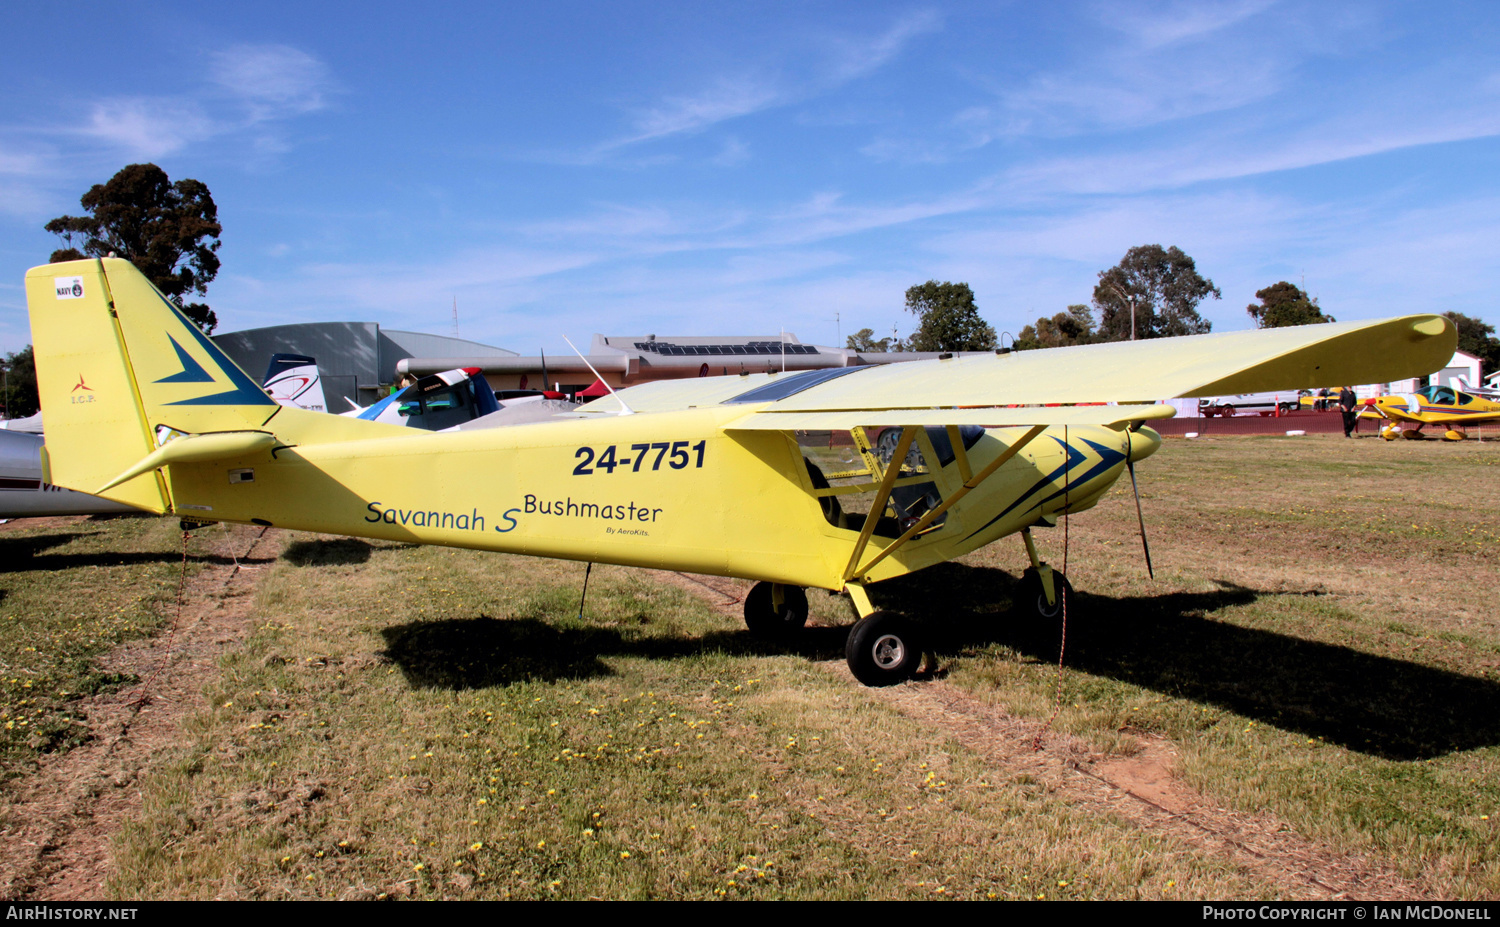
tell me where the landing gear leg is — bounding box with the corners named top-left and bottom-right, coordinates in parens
top-left (1019, 528), bottom-right (1060, 612)
top-left (1017, 526), bottom-right (1074, 627)
top-left (845, 582), bottom-right (876, 620)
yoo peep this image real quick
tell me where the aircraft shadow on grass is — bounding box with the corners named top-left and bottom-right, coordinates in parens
top-left (281, 538), bottom-right (374, 567)
top-left (376, 560), bottom-right (1500, 762)
top-left (866, 561), bottom-right (1500, 762)
top-left (0, 531), bottom-right (279, 574)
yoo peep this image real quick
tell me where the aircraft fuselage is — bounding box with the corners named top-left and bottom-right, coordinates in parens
top-left (161, 405), bottom-right (1142, 592)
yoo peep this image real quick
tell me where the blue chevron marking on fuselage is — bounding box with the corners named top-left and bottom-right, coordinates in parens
top-left (959, 436), bottom-right (1085, 544)
top-left (1019, 437), bottom-right (1125, 516)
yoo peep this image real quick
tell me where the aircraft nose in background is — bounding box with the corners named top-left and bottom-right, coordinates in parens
top-left (1127, 426), bottom-right (1162, 464)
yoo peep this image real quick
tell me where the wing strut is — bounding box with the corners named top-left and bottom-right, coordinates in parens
top-left (840, 427), bottom-right (917, 584)
top-left (844, 424), bottom-right (1047, 584)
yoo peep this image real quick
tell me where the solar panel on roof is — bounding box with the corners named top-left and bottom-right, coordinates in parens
top-left (627, 340), bottom-right (820, 357)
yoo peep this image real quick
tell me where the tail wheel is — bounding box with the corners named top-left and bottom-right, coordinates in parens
top-left (845, 610), bottom-right (921, 687)
top-left (743, 582), bottom-right (808, 638)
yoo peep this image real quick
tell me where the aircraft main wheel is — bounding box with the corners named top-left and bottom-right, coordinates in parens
top-left (1401, 429), bottom-right (1424, 440)
top-left (743, 582), bottom-right (808, 638)
top-left (845, 610), bottom-right (921, 687)
top-left (1444, 429), bottom-right (1466, 442)
top-left (1381, 426), bottom-right (1400, 441)
top-left (1016, 568), bottom-right (1075, 622)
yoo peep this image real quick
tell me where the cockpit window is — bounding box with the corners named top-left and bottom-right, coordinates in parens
top-left (723, 366), bottom-right (871, 404)
top-left (399, 381), bottom-right (477, 430)
top-left (923, 425), bottom-right (985, 467)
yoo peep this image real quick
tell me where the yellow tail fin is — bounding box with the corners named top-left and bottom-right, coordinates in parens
top-left (25, 258), bottom-right (279, 512)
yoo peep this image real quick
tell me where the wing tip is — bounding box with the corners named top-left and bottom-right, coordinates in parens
top-left (1410, 315), bottom-right (1453, 341)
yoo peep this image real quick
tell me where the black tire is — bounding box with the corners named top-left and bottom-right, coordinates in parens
top-left (743, 582), bottom-right (808, 638)
top-left (1015, 568), bottom-right (1074, 622)
top-left (845, 610), bottom-right (922, 687)
top-left (1220, 405), bottom-right (1235, 418)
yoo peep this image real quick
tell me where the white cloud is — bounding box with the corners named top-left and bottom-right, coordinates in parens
top-left (522, 203), bottom-right (748, 247)
top-left (292, 246), bottom-right (602, 316)
top-left (825, 9), bottom-right (944, 82)
top-left (50, 45), bottom-right (333, 165)
top-left (0, 147), bottom-right (44, 176)
top-left (1001, 100), bottom-right (1500, 198)
top-left (711, 136), bottom-right (751, 166)
top-left (209, 44), bottom-right (334, 121)
top-left (598, 11), bottom-right (941, 155)
top-left (81, 97), bottom-right (215, 159)
top-left (626, 77), bottom-right (780, 145)
top-left (1094, 0), bottom-right (1275, 49)
top-left (994, 54), bottom-right (1282, 137)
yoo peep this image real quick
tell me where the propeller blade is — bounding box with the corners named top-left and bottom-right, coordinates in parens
top-left (1127, 457), bottom-right (1154, 580)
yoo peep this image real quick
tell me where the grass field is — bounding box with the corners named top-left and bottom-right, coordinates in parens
top-left (897, 435), bottom-right (1500, 894)
top-left (0, 516), bottom-right (192, 779)
top-left (2, 433), bottom-right (1496, 899)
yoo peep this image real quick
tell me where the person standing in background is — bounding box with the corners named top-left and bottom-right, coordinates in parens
top-left (1339, 386), bottom-right (1358, 437)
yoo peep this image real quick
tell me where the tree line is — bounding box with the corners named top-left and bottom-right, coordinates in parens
top-left (848, 245), bottom-right (1500, 376)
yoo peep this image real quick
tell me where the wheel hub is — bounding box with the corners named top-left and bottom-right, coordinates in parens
top-left (871, 634), bottom-right (905, 668)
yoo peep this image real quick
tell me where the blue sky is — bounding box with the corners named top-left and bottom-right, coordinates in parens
top-left (2, 1), bottom-right (1498, 357)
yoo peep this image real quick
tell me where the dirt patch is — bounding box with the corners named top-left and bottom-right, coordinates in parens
top-left (0, 524), bottom-right (278, 900)
top-left (0, 514), bottom-right (95, 534)
top-left (868, 677), bottom-right (1433, 901)
top-left (663, 569), bottom-right (1436, 902)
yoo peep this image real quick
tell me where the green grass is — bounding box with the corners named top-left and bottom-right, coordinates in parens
top-left (913, 435), bottom-right (1500, 894)
top-left (107, 538), bottom-right (1267, 899)
top-left (0, 516), bottom-right (191, 778)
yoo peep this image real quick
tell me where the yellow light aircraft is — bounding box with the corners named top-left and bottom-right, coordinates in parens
top-left (25, 259), bottom-right (1456, 685)
top-left (1365, 385), bottom-right (1500, 440)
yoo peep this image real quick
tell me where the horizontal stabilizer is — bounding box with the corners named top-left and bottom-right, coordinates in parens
top-left (725, 403), bottom-right (1176, 432)
top-left (98, 431), bottom-right (278, 493)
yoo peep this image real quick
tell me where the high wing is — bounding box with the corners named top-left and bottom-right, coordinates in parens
top-left (723, 404), bottom-right (1177, 432)
top-left (577, 315), bottom-right (1455, 417)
